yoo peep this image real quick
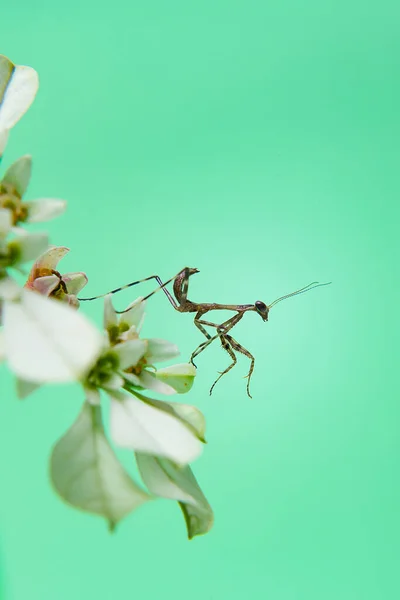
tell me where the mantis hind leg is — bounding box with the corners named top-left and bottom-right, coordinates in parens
top-left (190, 333), bottom-right (220, 367)
top-left (191, 311), bottom-right (218, 368)
top-left (209, 336), bottom-right (237, 396)
top-left (225, 334), bottom-right (255, 398)
top-left (191, 311), bottom-right (239, 368)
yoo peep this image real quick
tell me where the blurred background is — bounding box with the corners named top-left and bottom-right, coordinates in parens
top-left (1, 1), bottom-right (399, 598)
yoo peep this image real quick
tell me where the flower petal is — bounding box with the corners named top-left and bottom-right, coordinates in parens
top-left (0, 129), bottom-right (9, 160)
top-left (136, 455), bottom-right (213, 539)
top-left (84, 386), bottom-right (101, 405)
top-left (28, 246), bottom-right (69, 275)
top-left (139, 396), bottom-right (206, 443)
top-left (120, 297), bottom-right (146, 331)
top-left (163, 402), bottom-right (206, 442)
top-left (103, 372), bottom-right (124, 391)
top-left (25, 198), bottom-right (67, 223)
top-left (16, 377), bottom-right (41, 399)
top-left (122, 371), bottom-right (142, 387)
top-left (0, 274), bottom-right (20, 300)
top-left (113, 339), bottom-right (147, 370)
top-left (0, 57), bottom-right (39, 130)
top-left (109, 391), bottom-right (203, 464)
top-left (155, 363), bottom-right (197, 394)
top-left (62, 272), bottom-right (88, 295)
top-left (50, 401), bottom-right (151, 529)
top-left (0, 208), bottom-right (12, 238)
top-left (3, 289), bottom-right (104, 383)
top-left (0, 331), bottom-right (6, 362)
top-left (31, 274), bottom-right (60, 296)
top-left (145, 339), bottom-right (180, 364)
top-left (9, 231), bottom-right (48, 264)
top-left (2, 155), bottom-right (32, 197)
top-left (103, 295), bottom-right (118, 329)
top-left (138, 370), bottom-right (177, 395)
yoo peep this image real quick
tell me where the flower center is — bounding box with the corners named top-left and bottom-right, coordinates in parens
top-left (125, 356), bottom-right (147, 376)
top-left (85, 352), bottom-right (120, 388)
top-left (0, 184), bottom-right (28, 224)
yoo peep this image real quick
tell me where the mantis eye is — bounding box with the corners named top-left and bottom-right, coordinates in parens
top-left (255, 301), bottom-right (267, 310)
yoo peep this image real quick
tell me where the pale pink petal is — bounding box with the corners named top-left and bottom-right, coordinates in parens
top-left (32, 275), bottom-right (59, 296)
top-left (62, 272), bottom-right (88, 295)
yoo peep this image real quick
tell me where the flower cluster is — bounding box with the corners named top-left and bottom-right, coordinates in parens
top-left (0, 54), bottom-right (212, 539)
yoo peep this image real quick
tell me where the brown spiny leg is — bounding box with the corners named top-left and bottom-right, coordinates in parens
top-left (225, 334), bottom-right (255, 398)
top-left (209, 335), bottom-right (237, 396)
top-left (191, 311), bottom-right (243, 367)
top-left (191, 310), bottom-right (213, 368)
top-left (190, 332), bottom-right (220, 366)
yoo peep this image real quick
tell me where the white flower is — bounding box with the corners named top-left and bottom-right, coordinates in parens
top-left (79, 295), bottom-right (204, 464)
top-left (0, 208), bottom-right (48, 299)
top-left (2, 272), bottom-right (208, 532)
top-left (82, 345), bottom-right (203, 465)
top-left (103, 294), bottom-right (196, 395)
top-left (0, 54), bottom-right (39, 156)
top-left (0, 155), bottom-right (66, 225)
top-left (3, 286), bottom-right (203, 465)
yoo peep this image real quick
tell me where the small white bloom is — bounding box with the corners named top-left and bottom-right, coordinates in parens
top-left (0, 218), bottom-right (49, 299)
top-left (0, 155), bottom-right (66, 225)
top-left (103, 295), bottom-right (193, 395)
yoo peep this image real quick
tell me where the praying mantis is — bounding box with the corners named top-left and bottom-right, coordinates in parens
top-left (79, 268), bottom-right (330, 397)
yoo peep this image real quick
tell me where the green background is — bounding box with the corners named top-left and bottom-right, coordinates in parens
top-left (1, 1), bottom-right (399, 599)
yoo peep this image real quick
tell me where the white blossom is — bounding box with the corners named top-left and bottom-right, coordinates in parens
top-left (0, 155), bottom-right (66, 225)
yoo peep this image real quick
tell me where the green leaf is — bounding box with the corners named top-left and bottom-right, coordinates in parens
top-left (136, 453), bottom-right (213, 539)
top-left (155, 363), bottom-right (197, 394)
top-left (3, 155), bottom-right (32, 196)
top-left (50, 401), bottom-right (151, 529)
